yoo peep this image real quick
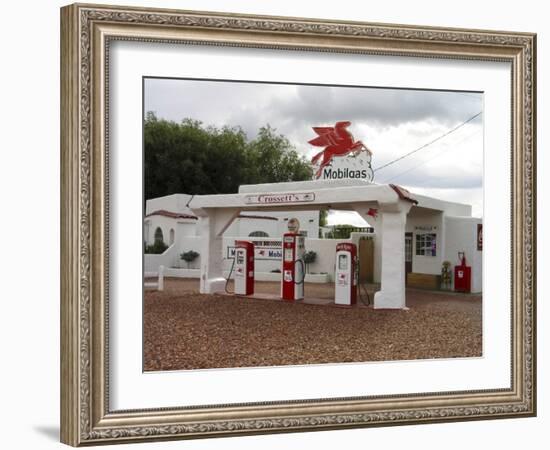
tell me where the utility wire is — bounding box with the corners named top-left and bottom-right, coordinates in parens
top-left (373, 111), bottom-right (482, 173)
top-left (379, 128), bottom-right (482, 184)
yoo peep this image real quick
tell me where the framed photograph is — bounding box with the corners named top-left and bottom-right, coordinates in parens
top-left (60, 3), bottom-right (536, 446)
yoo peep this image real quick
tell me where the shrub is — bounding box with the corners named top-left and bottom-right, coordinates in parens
top-left (180, 250), bottom-right (200, 268)
top-left (303, 250), bottom-right (317, 274)
top-left (145, 240), bottom-right (168, 254)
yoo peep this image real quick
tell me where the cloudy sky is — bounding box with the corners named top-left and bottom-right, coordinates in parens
top-left (144, 78), bottom-right (483, 225)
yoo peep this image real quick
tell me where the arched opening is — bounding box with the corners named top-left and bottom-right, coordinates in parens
top-left (144, 220), bottom-right (151, 244)
top-left (154, 227), bottom-right (164, 245)
top-left (248, 230), bottom-right (269, 237)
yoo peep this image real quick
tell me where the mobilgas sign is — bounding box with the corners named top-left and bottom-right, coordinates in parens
top-left (308, 121), bottom-right (374, 182)
top-left (227, 246), bottom-right (283, 260)
top-left (321, 167), bottom-right (372, 180)
top-left (227, 239), bottom-right (283, 260)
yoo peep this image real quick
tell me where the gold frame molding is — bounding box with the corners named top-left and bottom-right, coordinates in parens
top-left (60, 3), bottom-right (536, 446)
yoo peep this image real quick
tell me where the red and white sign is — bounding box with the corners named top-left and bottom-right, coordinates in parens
top-left (227, 239), bottom-right (282, 260)
top-left (244, 192), bottom-right (315, 205)
top-left (308, 121), bottom-right (374, 181)
top-left (227, 246), bottom-right (282, 260)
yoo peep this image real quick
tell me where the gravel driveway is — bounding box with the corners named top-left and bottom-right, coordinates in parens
top-left (144, 279), bottom-right (482, 371)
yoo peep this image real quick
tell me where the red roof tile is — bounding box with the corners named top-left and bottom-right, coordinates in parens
top-left (146, 210), bottom-right (198, 220)
top-left (389, 184), bottom-right (418, 204)
top-left (237, 214), bottom-right (278, 221)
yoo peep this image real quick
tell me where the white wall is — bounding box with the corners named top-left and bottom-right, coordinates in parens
top-left (414, 194), bottom-right (472, 216)
top-left (406, 209), bottom-right (444, 275)
top-left (176, 221), bottom-right (197, 238)
top-left (225, 210), bottom-right (320, 238)
top-left (304, 239), bottom-right (339, 276)
top-left (145, 193), bottom-right (194, 215)
top-left (144, 215), bottom-right (177, 245)
top-left (173, 236), bottom-right (203, 269)
top-left (143, 243), bottom-right (178, 272)
top-left (145, 216), bottom-right (197, 245)
top-left (235, 216), bottom-right (280, 237)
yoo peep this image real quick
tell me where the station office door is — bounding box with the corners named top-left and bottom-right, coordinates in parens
top-left (358, 237), bottom-right (374, 283)
top-left (405, 232), bottom-right (413, 281)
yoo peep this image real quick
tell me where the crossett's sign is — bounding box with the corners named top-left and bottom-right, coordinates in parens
top-left (245, 192), bottom-right (315, 205)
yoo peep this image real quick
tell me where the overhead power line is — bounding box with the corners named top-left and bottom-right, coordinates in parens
top-left (379, 128), bottom-right (482, 184)
top-left (373, 111), bottom-right (482, 174)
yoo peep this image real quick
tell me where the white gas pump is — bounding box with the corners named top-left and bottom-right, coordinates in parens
top-left (281, 232), bottom-right (305, 302)
top-left (233, 240), bottom-right (254, 295)
top-left (334, 242), bottom-right (358, 306)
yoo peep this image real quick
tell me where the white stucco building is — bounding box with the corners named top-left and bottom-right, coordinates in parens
top-left (144, 179), bottom-right (482, 307)
top-left (145, 193), bottom-right (319, 245)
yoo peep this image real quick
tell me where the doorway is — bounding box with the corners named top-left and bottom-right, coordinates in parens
top-left (358, 237), bottom-right (374, 283)
top-left (405, 232), bottom-right (413, 279)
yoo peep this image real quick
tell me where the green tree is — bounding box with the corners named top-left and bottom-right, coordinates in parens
top-left (144, 226), bottom-right (168, 254)
top-left (243, 125), bottom-right (313, 184)
top-left (319, 210), bottom-right (328, 227)
top-left (325, 224), bottom-right (356, 239)
top-left (144, 114), bottom-right (312, 199)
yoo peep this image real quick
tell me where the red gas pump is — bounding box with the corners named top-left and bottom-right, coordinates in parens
top-left (454, 251), bottom-right (471, 293)
top-left (233, 240), bottom-right (254, 295)
top-left (334, 243), bottom-right (358, 306)
top-left (281, 232), bottom-right (305, 302)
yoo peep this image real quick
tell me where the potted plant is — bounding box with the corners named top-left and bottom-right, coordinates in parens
top-left (441, 260), bottom-right (452, 290)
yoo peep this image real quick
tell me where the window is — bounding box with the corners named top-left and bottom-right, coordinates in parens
top-left (249, 230), bottom-right (269, 237)
top-left (169, 228), bottom-right (175, 245)
top-left (144, 220), bottom-right (150, 244)
top-left (415, 233), bottom-right (437, 256)
top-left (154, 227), bottom-right (164, 245)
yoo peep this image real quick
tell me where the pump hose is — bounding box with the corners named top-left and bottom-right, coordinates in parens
top-left (356, 260), bottom-right (371, 307)
top-left (295, 259), bottom-right (306, 285)
top-left (224, 255), bottom-right (236, 294)
top-left (359, 283), bottom-right (371, 307)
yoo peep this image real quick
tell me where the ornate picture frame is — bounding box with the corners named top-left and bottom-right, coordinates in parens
top-left (60, 3), bottom-right (536, 446)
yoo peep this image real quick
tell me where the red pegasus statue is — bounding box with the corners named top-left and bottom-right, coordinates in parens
top-left (309, 121), bottom-right (371, 178)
